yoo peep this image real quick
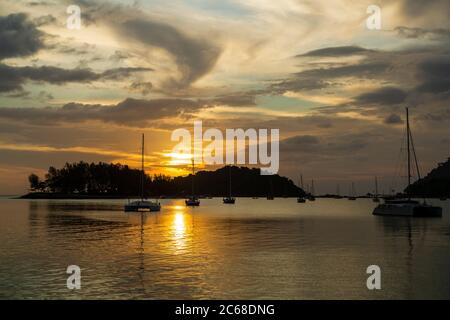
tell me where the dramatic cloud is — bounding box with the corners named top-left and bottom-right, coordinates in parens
top-left (395, 26), bottom-right (450, 40)
top-left (0, 98), bottom-right (206, 126)
top-left (0, 64), bottom-right (152, 92)
top-left (211, 93), bottom-right (256, 106)
top-left (113, 17), bottom-right (221, 89)
top-left (280, 133), bottom-right (368, 156)
top-left (416, 56), bottom-right (450, 93)
top-left (356, 87), bottom-right (407, 105)
top-left (270, 62), bottom-right (390, 94)
top-left (384, 114), bottom-right (403, 124)
top-left (298, 46), bottom-right (373, 57)
top-left (0, 13), bottom-right (44, 59)
top-left (2, 0), bottom-right (450, 194)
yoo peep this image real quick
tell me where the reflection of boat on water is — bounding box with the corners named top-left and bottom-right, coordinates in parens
top-left (373, 108), bottom-right (442, 217)
top-left (223, 166), bottom-right (236, 204)
top-left (124, 134), bottom-right (161, 212)
top-left (186, 159), bottom-right (200, 206)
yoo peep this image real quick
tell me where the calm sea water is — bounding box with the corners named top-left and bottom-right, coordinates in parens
top-left (0, 197), bottom-right (449, 299)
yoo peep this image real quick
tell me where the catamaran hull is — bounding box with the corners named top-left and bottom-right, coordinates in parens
top-left (373, 204), bottom-right (442, 217)
top-left (124, 202), bottom-right (161, 212)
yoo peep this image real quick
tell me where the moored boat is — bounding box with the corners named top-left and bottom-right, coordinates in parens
top-left (372, 108), bottom-right (442, 217)
top-left (124, 134), bottom-right (161, 212)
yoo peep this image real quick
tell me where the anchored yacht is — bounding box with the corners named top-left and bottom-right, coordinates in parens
top-left (373, 108), bottom-right (441, 217)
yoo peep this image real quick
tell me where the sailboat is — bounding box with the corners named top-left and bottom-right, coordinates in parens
top-left (373, 108), bottom-right (442, 217)
top-left (185, 158), bottom-right (200, 206)
top-left (297, 174), bottom-right (306, 203)
top-left (124, 134), bottom-right (161, 212)
top-left (348, 182), bottom-right (357, 200)
top-left (307, 179), bottom-right (316, 201)
top-left (223, 166), bottom-right (236, 204)
top-left (373, 177), bottom-right (380, 202)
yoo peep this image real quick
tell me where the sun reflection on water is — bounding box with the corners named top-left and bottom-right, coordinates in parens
top-left (172, 211), bottom-right (188, 253)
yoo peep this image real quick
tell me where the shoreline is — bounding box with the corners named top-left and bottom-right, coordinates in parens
top-left (16, 193), bottom-right (448, 200)
top-left (18, 193), bottom-right (184, 200)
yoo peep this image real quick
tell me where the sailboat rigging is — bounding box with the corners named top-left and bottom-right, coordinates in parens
top-left (223, 166), bottom-right (236, 204)
top-left (297, 174), bottom-right (306, 203)
top-left (373, 108), bottom-right (442, 217)
top-left (373, 177), bottom-right (380, 202)
top-left (185, 158), bottom-right (200, 206)
top-left (124, 134), bottom-right (161, 212)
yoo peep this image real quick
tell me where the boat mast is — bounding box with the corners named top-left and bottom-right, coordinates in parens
top-left (228, 166), bottom-right (232, 197)
top-left (375, 177), bottom-right (378, 197)
top-left (300, 174), bottom-right (304, 196)
top-left (406, 107), bottom-right (411, 190)
top-left (141, 133), bottom-right (144, 201)
top-left (191, 158), bottom-right (195, 197)
top-left (311, 179), bottom-right (315, 196)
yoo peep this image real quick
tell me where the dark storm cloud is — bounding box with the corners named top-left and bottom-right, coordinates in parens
top-left (0, 98), bottom-right (206, 126)
top-left (297, 46), bottom-right (373, 57)
top-left (356, 87), bottom-right (407, 105)
top-left (0, 64), bottom-right (152, 92)
top-left (0, 13), bottom-right (44, 59)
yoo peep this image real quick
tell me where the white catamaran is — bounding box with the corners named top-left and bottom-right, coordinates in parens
top-left (124, 134), bottom-right (161, 212)
top-left (372, 108), bottom-right (442, 217)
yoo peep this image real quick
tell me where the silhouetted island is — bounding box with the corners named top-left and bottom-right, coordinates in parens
top-left (22, 162), bottom-right (304, 199)
top-left (406, 157), bottom-right (450, 198)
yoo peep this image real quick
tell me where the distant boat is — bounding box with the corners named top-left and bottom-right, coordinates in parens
top-left (348, 182), bottom-right (357, 200)
top-left (373, 177), bottom-right (380, 203)
top-left (185, 159), bottom-right (200, 206)
top-left (297, 174), bottom-right (306, 203)
top-left (124, 134), bottom-right (161, 212)
top-left (223, 166), bottom-right (236, 204)
top-left (373, 108), bottom-right (442, 217)
top-left (440, 197), bottom-right (447, 201)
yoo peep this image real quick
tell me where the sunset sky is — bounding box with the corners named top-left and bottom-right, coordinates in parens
top-left (1, 0), bottom-right (450, 194)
